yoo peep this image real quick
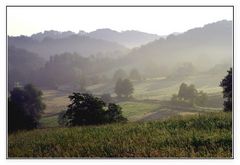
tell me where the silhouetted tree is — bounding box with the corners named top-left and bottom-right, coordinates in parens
top-left (105, 103), bottom-right (127, 123)
top-left (220, 68), bottom-right (232, 112)
top-left (178, 83), bottom-right (188, 100)
top-left (114, 79), bottom-right (134, 98)
top-left (122, 79), bottom-right (134, 98)
top-left (60, 93), bottom-right (127, 126)
top-left (8, 84), bottom-right (45, 133)
top-left (173, 83), bottom-right (207, 106)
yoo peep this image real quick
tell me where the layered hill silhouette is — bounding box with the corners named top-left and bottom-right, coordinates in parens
top-left (30, 29), bottom-right (161, 48)
top-left (8, 29), bottom-right (161, 59)
top-left (8, 46), bottom-right (45, 89)
top-left (8, 35), bottom-right (129, 59)
top-left (121, 20), bottom-right (232, 73)
top-left (87, 29), bottom-right (161, 48)
top-left (8, 20), bottom-right (232, 89)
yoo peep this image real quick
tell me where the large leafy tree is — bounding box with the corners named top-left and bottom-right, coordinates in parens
top-left (220, 68), bottom-right (232, 112)
top-left (60, 93), bottom-right (127, 126)
top-left (8, 84), bottom-right (45, 132)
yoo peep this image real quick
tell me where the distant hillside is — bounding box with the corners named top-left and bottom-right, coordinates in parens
top-left (8, 46), bottom-right (45, 89)
top-left (8, 35), bottom-right (129, 59)
top-left (123, 20), bottom-right (232, 74)
top-left (87, 29), bottom-right (161, 48)
top-left (31, 30), bottom-right (76, 41)
top-left (9, 29), bottom-right (161, 58)
top-left (29, 29), bottom-right (161, 48)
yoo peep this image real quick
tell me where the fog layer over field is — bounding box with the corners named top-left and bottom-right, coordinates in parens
top-left (8, 20), bottom-right (232, 92)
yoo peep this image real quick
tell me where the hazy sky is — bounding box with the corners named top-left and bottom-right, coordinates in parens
top-left (7, 7), bottom-right (232, 36)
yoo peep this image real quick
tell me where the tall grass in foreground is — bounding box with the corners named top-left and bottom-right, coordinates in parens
top-left (8, 112), bottom-right (232, 158)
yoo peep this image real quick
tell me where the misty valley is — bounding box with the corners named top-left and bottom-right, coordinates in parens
top-left (8, 20), bottom-right (232, 158)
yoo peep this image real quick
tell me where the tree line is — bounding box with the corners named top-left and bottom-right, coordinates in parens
top-left (8, 77), bottom-right (134, 133)
top-left (9, 47), bottom-right (142, 91)
top-left (8, 68), bottom-right (232, 133)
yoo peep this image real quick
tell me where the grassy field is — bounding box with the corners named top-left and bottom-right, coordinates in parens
top-left (42, 90), bottom-right (70, 116)
top-left (85, 74), bottom-right (223, 100)
top-left (40, 115), bottom-right (59, 128)
top-left (8, 112), bottom-right (232, 158)
top-left (40, 97), bottom-right (221, 127)
top-left (39, 74), bottom-right (224, 127)
top-left (119, 101), bottom-right (160, 121)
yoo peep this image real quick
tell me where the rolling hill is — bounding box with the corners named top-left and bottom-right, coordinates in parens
top-left (30, 29), bottom-right (161, 48)
top-left (121, 20), bottom-right (232, 74)
top-left (8, 35), bottom-right (129, 59)
top-left (88, 29), bottom-right (161, 48)
top-left (8, 46), bottom-right (46, 89)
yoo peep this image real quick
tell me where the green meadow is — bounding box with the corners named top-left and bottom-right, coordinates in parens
top-left (8, 112), bottom-right (232, 158)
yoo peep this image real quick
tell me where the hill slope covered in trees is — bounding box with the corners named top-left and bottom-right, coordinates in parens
top-left (8, 35), bottom-right (129, 59)
top-left (122, 20), bottom-right (232, 75)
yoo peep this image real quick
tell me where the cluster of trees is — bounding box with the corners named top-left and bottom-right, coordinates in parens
top-left (8, 84), bottom-right (127, 132)
top-left (98, 78), bottom-right (135, 103)
top-left (9, 47), bottom-right (142, 93)
top-left (8, 84), bottom-right (45, 132)
top-left (9, 49), bottom-right (122, 91)
top-left (8, 67), bottom-right (232, 133)
top-left (58, 93), bottom-right (127, 126)
top-left (171, 83), bottom-right (208, 107)
top-left (8, 46), bottom-right (45, 90)
top-left (34, 53), bottom-right (118, 89)
top-left (113, 69), bottom-right (142, 82)
top-left (171, 67), bottom-right (232, 111)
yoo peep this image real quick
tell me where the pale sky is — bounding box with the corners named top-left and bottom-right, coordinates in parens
top-left (7, 7), bottom-right (233, 36)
